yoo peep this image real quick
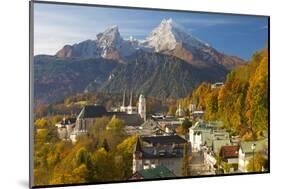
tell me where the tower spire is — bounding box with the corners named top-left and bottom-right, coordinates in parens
top-left (122, 89), bottom-right (126, 107)
top-left (129, 90), bottom-right (133, 106)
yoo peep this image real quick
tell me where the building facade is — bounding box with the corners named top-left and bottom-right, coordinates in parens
top-left (133, 135), bottom-right (191, 176)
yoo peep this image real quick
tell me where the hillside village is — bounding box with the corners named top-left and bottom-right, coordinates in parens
top-left (33, 47), bottom-right (268, 186)
top-left (54, 87), bottom-right (268, 179)
top-left (32, 11), bottom-right (268, 185)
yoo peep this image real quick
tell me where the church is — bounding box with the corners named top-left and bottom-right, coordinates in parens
top-left (120, 90), bottom-right (146, 121)
top-left (56, 92), bottom-right (147, 142)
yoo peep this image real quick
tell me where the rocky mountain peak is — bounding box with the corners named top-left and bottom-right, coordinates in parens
top-left (96, 25), bottom-right (122, 49)
top-left (144, 18), bottom-right (208, 52)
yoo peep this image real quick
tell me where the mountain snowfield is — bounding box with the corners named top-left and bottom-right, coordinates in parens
top-left (55, 18), bottom-right (245, 70)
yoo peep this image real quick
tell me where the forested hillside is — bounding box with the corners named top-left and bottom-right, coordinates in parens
top-left (183, 48), bottom-right (268, 140)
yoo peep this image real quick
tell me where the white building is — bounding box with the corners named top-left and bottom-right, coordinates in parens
top-left (189, 121), bottom-right (229, 153)
top-left (238, 139), bottom-right (268, 172)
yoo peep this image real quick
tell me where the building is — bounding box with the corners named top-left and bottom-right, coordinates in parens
top-left (220, 145), bottom-right (239, 172)
top-left (125, 119), bottom-right (166, 136)
top-left (175, 104), bottom-right (185, 118)
top-left (190, 110), bottom-right (204, 120)
top-left (189, 121), bottom-right (226, 152)
top-left (212, 139), bottom-right (231, 155)
top-left (156, 116), bottom-right (183, 130)
top-left (130, 165), bottom-right (176, 180)
top-left (133, 135), bottom-right (191, 176)
top-left (120, 90), bottom-right (138, 114)
top-left (189, 103), bottom-right (196, 114)
top-left (57, 93), bottom-right (147, 142)
top-left (220, 145), bottom-right (239, 164)
top-left (203, 149), bottom-right (217, 173)
top-left (211, 82), bottom-right (224, 89)
top-left (238, 138), bottom-right (268, 172)
top-left (55, 117), bottom-right (76, 140)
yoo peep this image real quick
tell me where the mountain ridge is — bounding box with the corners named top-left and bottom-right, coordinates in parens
top-left (54, 18), bottom-right (245, 70)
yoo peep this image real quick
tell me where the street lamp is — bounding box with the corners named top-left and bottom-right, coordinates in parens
top-left (251, 143), bottom-right (256, 172)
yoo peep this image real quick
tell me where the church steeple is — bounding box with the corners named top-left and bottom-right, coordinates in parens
top-left (129, 90), bottom-right (133, 107)
top-left (122, 90), bottom-right (126, 107)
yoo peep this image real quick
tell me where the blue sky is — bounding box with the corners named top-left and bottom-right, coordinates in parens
top-left (34, 3), bottom-right (268, 60)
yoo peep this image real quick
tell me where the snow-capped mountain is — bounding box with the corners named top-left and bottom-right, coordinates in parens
top-left (55, 18), bottom-right (245, 69)
top-left (56, 26), bottom-right (136, 60)
top-left (142, 18), bottom-right (209, 52)
top-left (141, 18), bottom-right (244, 69)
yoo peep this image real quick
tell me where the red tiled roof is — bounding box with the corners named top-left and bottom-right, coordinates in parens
top-left (220, 145), bottom-right (239, 158)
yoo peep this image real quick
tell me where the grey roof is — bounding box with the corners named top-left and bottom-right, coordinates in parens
top-left (113, 113), bottom-right (143, 126)
top-left (141, 135), bottom-right (187, 145)
top-left (125, 119), bottom-right (165, 136)
top-left (140, 119), bottom-right (161, 129)
top-left (77, 105), bottom-right (143, 126)
top-left (142, 146), bottom-right (184, 158)
top-left (191, 121), bottom-right (223, 130)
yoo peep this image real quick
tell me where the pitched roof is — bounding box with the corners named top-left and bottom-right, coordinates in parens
top-left (220, 145), bottom-right (239, 158)
top-left (77, 105), bottom-right (144, 126)
top-left (113, 113), bottom-right (144, 126)
top-left (240, 138), bottom-right (268, 154)
top-left (191, 121), bottom-right (223, 130)
top-left (140, 119), bottom-right (161, 129)
top-left (137, 165), bottom-right (176, 179)
top-left (141, 135), bottom-right (187, 145)
top-left (77, 105), bottom-right (109, 119)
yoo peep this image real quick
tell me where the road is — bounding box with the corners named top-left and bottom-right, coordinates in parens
top-left (189, 151), bottom-right (215, 176)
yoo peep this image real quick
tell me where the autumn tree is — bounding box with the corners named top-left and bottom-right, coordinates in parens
top-left (181, 143), bottom-right (191, 176)
top-left (246, 152), bottom-right (268, 172)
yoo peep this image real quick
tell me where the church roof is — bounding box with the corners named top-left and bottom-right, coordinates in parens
top-left (76, 105), bottom-right (144, 126)
top-left (77, 105), bottom-right (109, 119)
